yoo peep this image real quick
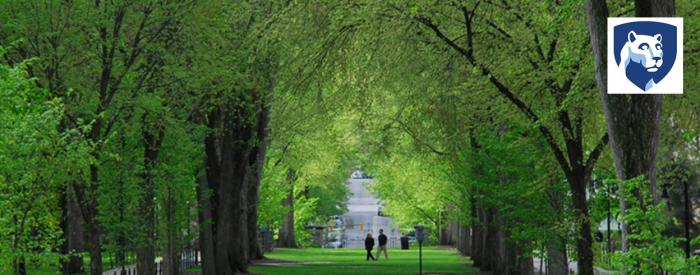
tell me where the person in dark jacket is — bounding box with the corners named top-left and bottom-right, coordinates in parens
top-left (377, 229), bottom-right (388, 259)
top-left (364, 233), bottom-right (376, 261)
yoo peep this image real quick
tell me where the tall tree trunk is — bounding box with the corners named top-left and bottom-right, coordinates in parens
top-left (198, 122), bottom-right (219, 275)
top-left (462, 225), bottom-right (471, 256)
top-left (78, 165), bottom-right (103, 275)
top-left (585, 0), bottom-right (671, 252)
top-left (136, 115), bottom-right (164, 275)
top-left (480, 207), bottom-right (495, 272)
top-left (213, 94), bottom-right (264, 273)
top-left (197, 90), bottom-right (269, 274)
top-left (214, 129), bottom-right (250, 274)
top-left (569, 174), bottom-right (594, 275)
top-left (247, 104), bottom-right (270, 261)
top-left (546, 238), bottom-right (568, 275)
top-left (60, 185), bottom-right (84, 274)
top-left (85, 222), bottom-right (102, 275)
top-left (162, 193), bottom-right (178, 275)
top-left (278, 169), bottom-right (297, 248)
top-left (470, 203), bottom-right (482, 267)
top-left (492, 211), bottom-right (506, 274)
top-left (135, 192), bottom-right (156, 275)
top-left (197, 170), bottom-right (216, 275)
top-left (545, 177), bottom-right (568, 275)
top-left (438, 211), bottom-right (449, 245)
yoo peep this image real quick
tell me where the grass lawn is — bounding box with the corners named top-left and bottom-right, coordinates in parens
top-left (249, 246), bottom-right (482, 275)
top-left (0, 253), bottom-right (136, 275)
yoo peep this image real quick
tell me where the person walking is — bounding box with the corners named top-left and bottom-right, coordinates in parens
top-left (377, 229), bottom-right (389, 260)
top-left (364, 233), bottom-right (376, 261)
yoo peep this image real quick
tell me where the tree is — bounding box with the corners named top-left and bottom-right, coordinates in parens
top-left (0, 2), bottom-right (197, 273)
top-left (294, 1), bottom-right (609, 272)
top-left (0, 50), bottom-right (66, 275)
top-left (585, 0), bottom-right (673, 252)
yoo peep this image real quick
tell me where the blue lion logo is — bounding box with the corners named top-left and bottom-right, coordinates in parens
top-left (614, 22), bottom-right (677, 91)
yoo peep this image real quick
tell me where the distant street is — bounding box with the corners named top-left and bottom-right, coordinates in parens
top-left (341, 178), bottom-right (401, 248)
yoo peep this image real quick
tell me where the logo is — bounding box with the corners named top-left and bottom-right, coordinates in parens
top-left (608, 18), bottom-right (683, 94)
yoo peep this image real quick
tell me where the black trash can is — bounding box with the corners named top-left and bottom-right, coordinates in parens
top-left (400, 236), bottom-right (409, 250)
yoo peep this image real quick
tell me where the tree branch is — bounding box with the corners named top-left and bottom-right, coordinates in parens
top-left (415, 10), bottom-right (572, 178)
top-left (584, 133), bottom-right (609, 175)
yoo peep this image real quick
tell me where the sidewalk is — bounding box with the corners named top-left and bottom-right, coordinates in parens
top-left (532, 258), bottom-right (618, 275)
top-left (102, 257), bottom-right (161, 275)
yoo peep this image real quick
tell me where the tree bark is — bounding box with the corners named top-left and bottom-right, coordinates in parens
top-left (85, 223), bottom-right (102, 275)
top-left (585, 0), bottom-right (672, 252)
top-left (198, 90), bottom-right (267, 274)
top-left (493, 211), bottom-right (506, 274)
top-left (60, 185), bottom-right (84, 275)
top-left (247, 103), bottom-right (270, 261)
top-left (77, 165), bottom-right (103, 275)
top-left (278, 169), bottom-right (297, 248)
top-left (462, 225), bottom-right (471, 256)
top-left (136, 114), bottom-right (164, 275)
top-left (197, 170), bottom-right (216, 274)
top-left (470, 203), bottom-right (482, 267)
top-left (480, 207), bottom-right (496, 272)
top-left (570, 173), bottom-right (594, 275)
top-left (546, 237), bottom-right (568, 275)
top-left (214, 109), bottom-right (254, 274)
top-left (162, 195), bottom-right (178, 275)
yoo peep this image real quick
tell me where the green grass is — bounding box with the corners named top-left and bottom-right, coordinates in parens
top-left (249, 246), bottom-right (482, 275)
top-left (0, 252), bottom-right (136, 275)
top-left (0, 265), bottom-right (60, 275)
top-left (3, 247), bottom-right (480, 275)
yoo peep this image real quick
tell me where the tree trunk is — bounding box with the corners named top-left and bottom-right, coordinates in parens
top-left (517, 241), bottom-right (534, 275)
top-left (85, 223), bottom-right (102, 275)
top-left (546, 178), bottom-right (568, 275)
top-left (457, 224), bottom-right (471, 256)
top-left (462, 225), bottom-right (471, 256)
top-left (60, 185), bottom-right (84, 274)
top-left (13, 255), bottom-right (26, 275)
top-left (470, 203), bottom-right (482, 267)
top-left (136, 116), bottom-right (164, 275)
top-left (493, 211), bottom-right (506, 274)
top-left (438, 211), bottom-right (449, 245)
top-left (162, 197), bottom-right (178, 275)
top-left (214, 125), bottom-right (252, 274)
top-left (585, 0), bottom-right (671, 252)
top-left (278, 170), bottom-right (297, 248)
top-left (570, 175), bottom-right (594, 275)
top-left (480, 207), bottom-right (496, 272)
top-left (247, 104), bottom-right (270, 261)
top-left (197, 172), bottom-right (217, 275)
top-left (546, 238), bottom-right (568, 275)
top-left (197, 91), bottom-right (269, 274)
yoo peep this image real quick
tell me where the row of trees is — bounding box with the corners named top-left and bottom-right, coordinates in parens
top-left (1, 0), bottom-right (699, 274)
top-left (1, 1), bottom-right (361, 274)
top-left (0, 1), bottom-right (283, 274)
top-left (311, 0), bottom-right (700, 274)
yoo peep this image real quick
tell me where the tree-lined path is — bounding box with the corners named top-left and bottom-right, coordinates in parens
top-left (1, 0), bottom-right (699, 275)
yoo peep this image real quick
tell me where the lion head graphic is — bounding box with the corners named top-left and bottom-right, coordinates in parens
top-left (619, 31), bottom-right (665, 90)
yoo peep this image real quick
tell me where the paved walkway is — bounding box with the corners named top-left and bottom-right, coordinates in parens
top-left (532, 258), bottom-right (617, 275)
